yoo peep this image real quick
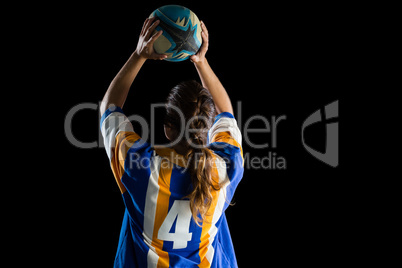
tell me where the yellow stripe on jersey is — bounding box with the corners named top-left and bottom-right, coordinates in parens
top-left (110, 131), bottom-right (141, 193)
top-left (211, 131), bottom-right (244, 164)
top-left (152, 158), bottom-right (172, 267)
top-left (198, 153), bottom-right (220, 267)
top-left (211, 131), bottom-right (241, 149)
top-left (154, 146), bottom-right (188, 168)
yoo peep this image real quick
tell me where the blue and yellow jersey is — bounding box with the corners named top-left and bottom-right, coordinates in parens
top-left (101, 106), bottom-right (244, 268)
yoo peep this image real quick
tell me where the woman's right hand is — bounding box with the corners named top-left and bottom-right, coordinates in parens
top-left (190, 21), bottom-right (208, 64)
top-left (135, 17), bottom-right (167, 60)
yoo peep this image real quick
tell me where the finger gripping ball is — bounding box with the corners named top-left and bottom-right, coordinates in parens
top-left (149, 5), bottom-right (202, 62)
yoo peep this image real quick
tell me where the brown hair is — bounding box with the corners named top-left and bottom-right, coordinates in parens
top-left (164, 80), bottom-right (219, 225)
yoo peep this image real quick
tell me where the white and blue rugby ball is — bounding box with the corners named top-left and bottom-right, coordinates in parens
top-left (149, 5), bottom-right (202, 62)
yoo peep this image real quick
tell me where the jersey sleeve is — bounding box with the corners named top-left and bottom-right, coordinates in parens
top-left (208, 112), bottom-right (242, 148)
top-left (100, 106), bottom-right (142, 193)
top-left (208, 112), bottom-right (244, 203)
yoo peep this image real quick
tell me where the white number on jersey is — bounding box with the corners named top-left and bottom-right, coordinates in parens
top-left (157, 200), bottom-right (193, 249)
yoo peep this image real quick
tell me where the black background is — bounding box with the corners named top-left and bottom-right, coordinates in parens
top-left (56, 1), bottom-right (351, 266)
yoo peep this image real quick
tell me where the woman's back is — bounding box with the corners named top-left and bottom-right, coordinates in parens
top-left (101, 107), bottom-right (243, 267)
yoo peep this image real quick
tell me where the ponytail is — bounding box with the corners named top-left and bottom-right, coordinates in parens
top-left (186, 146), bottom-right (217, 225)
top-left (165, 80), bottom-right (219, 226)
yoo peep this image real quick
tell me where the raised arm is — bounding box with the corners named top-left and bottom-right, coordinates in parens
top-left (190, 22), bottom-right (233, 115)
top-left (100, 17), bottom-right (166, 116)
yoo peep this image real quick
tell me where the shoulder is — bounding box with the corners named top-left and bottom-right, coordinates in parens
top-left (208, 112), bottom-right (243, 166)
top-left (208, 112), bottom-right (242, 148)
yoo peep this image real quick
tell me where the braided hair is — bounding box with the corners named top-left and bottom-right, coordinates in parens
top-left (164, 80), bottom-right (219, 225)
